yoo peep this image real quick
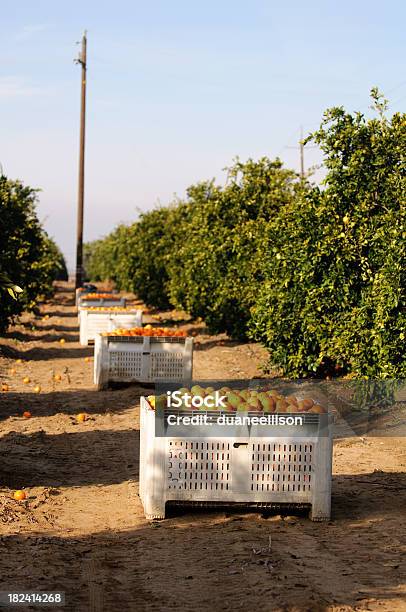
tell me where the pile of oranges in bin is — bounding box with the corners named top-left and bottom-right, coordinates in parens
top-left (84, 306), bottom-right (143, 312)
top-left (148, 385), bottom-right (327, 413)
top-left (102, 325), bottom-right (187, 338)
top-left (83, 293), bottom-right (122, 300)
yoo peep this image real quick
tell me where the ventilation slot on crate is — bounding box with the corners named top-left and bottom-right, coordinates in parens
top-left (109, 351), bottom-right (142, 378)
top-left (150, 352), bottom-right (185, 378)
top-left (168, 440), bottom-right (231, 491)
top-left (250, 442), bottom-right (313, 492)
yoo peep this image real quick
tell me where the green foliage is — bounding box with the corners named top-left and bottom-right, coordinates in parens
top-left (122, 207), bottom-right (189, 310)
top-left (168, 159), bottom-right (304, 338)
top-left (83, 204), bottom-right (188, 311)
top-left (250, 90), bottom-right (406, 377)
top-left (42, 236), bottom-right (69, 282)
top-left (84, 230), bottom-right (123, 284)
top-left (0, 272), bottom-right (23, 300)
top-left (83, 90), bottom-right (405, 378)
top-left (0, 175), bottom-right (67, 332)
top-left (85, 159), bottom-right (302, 328)
top-left (83, 240), bottom-right (105, 282)
top-left (84, 209), bottom-right (189, 310)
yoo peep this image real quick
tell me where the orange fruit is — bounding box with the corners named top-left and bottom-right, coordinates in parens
top-left (276, 399), bottom-right (289, 413)
top-left (84, 357), bottom-right (91, 363)
top-left (1, 383), bottom-right (9, 392)
top-left (297, 399), bottom-right (314, 412)
top-left (309, 404), bottom-right (327, 414)
top-left (23, 411), bottom-right (32, 418)
top-left (34, 385), bottom-right (41, 393)
top-left (54, 374), bottom-right (62, 381)
top-left (23, 377), bottom-right (30, 384)
top-left (9, 368), bottom-right (16, 375)
top-left (16, 359), bottom-right (22, 364)
top-left (13, 490), bottom-right (26, 501)
top-left (76, 413), bottom-right (87, 423)
top-left (59, 338), bottom-right (66, 345)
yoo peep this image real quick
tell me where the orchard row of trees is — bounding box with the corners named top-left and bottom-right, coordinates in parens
top-left (0, 175), bottom-right (67, 332)
top-left (85, 91), bottom-right (405, 378)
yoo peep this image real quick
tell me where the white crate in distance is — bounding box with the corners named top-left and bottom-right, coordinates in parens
top-left (94, 335), bottom-right (193, 389)
top-left (79, 309), bottom-right (143, 346)
top-left (75, 288), bottom-right (113, 306)
top-left (139, 397), bottom-right (332, 521)
top-left (78, 296), bottom-right (126, 309)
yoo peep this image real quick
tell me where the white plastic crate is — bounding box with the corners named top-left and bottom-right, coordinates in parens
top-left (79, 309), bottom-right (143, 346)
top-left (75, 288), bottom-right (113, 306)
top-left (94, 335), bottom-right (193, 389)
top-left (139, 396), bottom-right (332, 521)
top-left (78, 296), bottom-right (126, 309)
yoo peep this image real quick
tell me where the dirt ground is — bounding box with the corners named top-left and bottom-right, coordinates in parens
top-left (0, 284), bottom-right (405, 612)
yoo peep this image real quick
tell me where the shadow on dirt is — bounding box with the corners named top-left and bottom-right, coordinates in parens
top-left (31, 324), bottom-right (77, 333)
top-left (3, 331), bottom-right (79, 343)
top-left (333, 471), bottom-right (406, 519)
top-left (45, 311), bottom-right (79, 318)
top-left (194, 338), bottom-right (249, 351)
top-left (0, 386), bottom-right (150, 421)
top-left (0, 427), bottom-right (140, 488)
top-left (0, 468), bottom-right (405, 611)
top-left (0, 343), bottom-right (92, 361)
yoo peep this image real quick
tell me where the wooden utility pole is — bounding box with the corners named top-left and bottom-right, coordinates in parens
top-left (75, 32), bottom-right (87, 289)
top-left (288, 126), bottom-right (311, 179)
top-left (299, 126), bottom-right (305, 179)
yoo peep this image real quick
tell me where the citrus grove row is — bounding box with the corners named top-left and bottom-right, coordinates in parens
top-left (0, 92), bottom-right (404, 379)
top-left (84, 91), bottom-right (405, 379)
top-left (0, 175), bottom-right (67, 332)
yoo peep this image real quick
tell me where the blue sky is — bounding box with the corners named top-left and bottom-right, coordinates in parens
top-left (1, 0), bottom-right (405, 269)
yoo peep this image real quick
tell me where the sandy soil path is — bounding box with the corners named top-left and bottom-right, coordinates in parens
top-left (0, 284), bottom-right (405, 612)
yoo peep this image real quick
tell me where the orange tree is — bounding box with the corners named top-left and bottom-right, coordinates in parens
top-left (120, 208), bottom-right (183, 309)
top-left (0, 175), bottom-right (67, 331)
top-left (250, 90), bottom-right (406, 377)
top-left (84, 212), bottom-right (186, 309)
top-left (84, 224), bottom-right (132, 287)
top-left (168, 158), bottom-right (304, 338)
top-left (84, 159), bottom-right (305, 334)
